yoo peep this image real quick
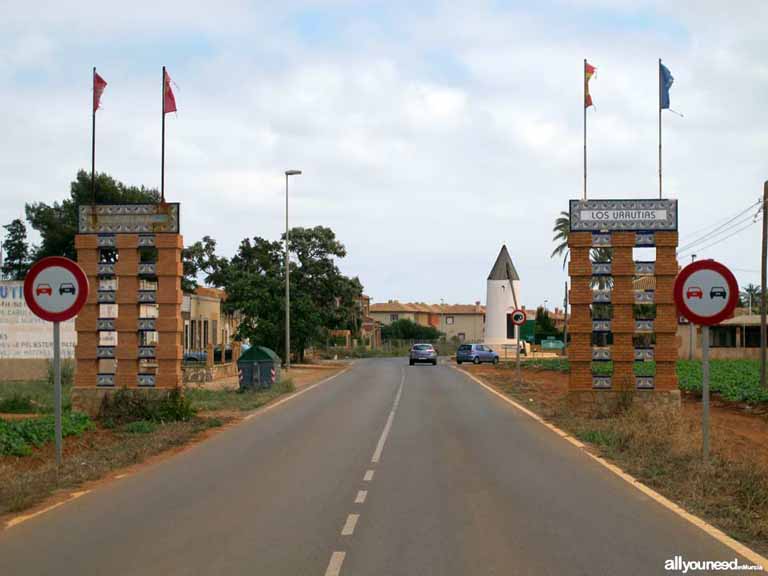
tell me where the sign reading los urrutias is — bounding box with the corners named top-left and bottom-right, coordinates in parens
top-left (569, 199), bottom-right (678, 231)
top-left (78, 203), bottom-right (180, 234)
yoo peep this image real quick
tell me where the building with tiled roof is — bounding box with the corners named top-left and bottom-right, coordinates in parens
top-left (369, 300), bottom-right (486, 342)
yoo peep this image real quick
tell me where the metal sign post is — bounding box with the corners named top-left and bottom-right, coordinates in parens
top-left (23, 257), bottom-right (89, 470)
top-left (674, 259), bottom-right (738, 464)
top-left (53, 321), bottom-right (62, 468)
top-left (510, 309), bottom-right (527, 384)
top-left (701, 325), bottom-right (710, 462)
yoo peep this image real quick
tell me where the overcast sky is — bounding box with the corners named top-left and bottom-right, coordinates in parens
top-left (2, 0), bottom-right (766, 309)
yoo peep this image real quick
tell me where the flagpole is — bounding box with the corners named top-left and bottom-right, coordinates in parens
top-left (583, 58), bottom-right (587, 201)
top-left (161, 65), bottom-right (166, 203)
top-left (659, 58), bottom-right (663, 200)
top-left (92, 66), bottom-right (97, 205)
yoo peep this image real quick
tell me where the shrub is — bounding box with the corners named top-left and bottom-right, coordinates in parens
top-left (98, 387), bottom-right (196, 425)
top-left (0, 394), bottom-right (35, 414)
top-left (0, 412), bottom-right (94, 456)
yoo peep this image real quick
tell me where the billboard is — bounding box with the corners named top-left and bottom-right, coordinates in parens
top-left (0, 281), bottom-right (76, 359)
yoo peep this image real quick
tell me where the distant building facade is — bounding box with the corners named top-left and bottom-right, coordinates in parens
top-left (369, 301), bottom-right (485, 342)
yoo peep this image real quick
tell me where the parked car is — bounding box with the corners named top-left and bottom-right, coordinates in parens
top-left (456, 343), bottom-right (499, 365)
top-left (409, 343), bottom-right (438, 366)
top-left (183, 351), bottom-right (207, 363)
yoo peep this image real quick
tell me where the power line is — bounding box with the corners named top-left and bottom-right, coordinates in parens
top-left (679, 200), bottom-right (759, 242)
top-left (678, 199), bottom-right (762, 252)
top-left (678, 216), bottom-right (762, 256)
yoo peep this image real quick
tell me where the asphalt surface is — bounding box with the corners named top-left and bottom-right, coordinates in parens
top-left (0, 358), bottom-right (757, 575)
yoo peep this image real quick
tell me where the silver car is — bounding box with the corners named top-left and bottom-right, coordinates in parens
top-left (409, 343), bottom-right (438, 366)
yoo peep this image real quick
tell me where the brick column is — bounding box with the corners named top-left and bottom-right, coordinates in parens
top-left (156, 234), bottom-right (183, 388)
top-left (654, 231), bottom-right (679, 391)
top-left (568, 232), bottom-right (592, 392)
top-left (74, 235), bottom-right (99, 388)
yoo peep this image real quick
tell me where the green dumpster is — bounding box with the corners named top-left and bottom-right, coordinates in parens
top-left (237, 346), bottom-right (282, 390)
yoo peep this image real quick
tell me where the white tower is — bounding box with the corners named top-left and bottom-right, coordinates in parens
top-left (484, 245), bottom-right (521, 346)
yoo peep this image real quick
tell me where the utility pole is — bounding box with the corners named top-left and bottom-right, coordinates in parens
top-left (761, 181), bottom-right (767, 389)
top-left (563, 281), bottom-right (569, 353)
top-left (689, 254), bottom-right (697, 360)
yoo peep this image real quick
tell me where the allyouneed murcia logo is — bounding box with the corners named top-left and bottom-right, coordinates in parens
top-left (664, 556), bottom-right (764, 573)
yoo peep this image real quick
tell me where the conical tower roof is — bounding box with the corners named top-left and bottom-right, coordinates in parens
top-left (487, 245), bottom-right (519, 281)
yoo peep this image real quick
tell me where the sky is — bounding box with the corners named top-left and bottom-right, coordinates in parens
top-left (1, 0), bottom-right (766, 309)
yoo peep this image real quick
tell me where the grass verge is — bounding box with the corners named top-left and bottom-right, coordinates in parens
top-left (184, 378), bottom-right (295, 412)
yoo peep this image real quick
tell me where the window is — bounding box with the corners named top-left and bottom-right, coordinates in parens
top-left (745, 326), bottom-right (760, 348)
top-left (390, 314), bottom-right (399, 322)
top-left (445, 316), bottom-right (454, 325)
top-left (710, 326), bottom-right (736, 348)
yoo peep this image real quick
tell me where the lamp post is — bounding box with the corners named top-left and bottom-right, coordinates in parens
top-left (285, 169), bottom-right (302, 370)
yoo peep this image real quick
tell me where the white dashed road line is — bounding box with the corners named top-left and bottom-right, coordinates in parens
top-left (363, 469), bottom-right (374, 482)
top-left (354, 490), bottom-right (367, 504)
top-left (341, 514), bottom-right (359, 536)
top-left (371, 369), bottom-right (405, 464)
top-left (324, 551), bottom-right (346, 576)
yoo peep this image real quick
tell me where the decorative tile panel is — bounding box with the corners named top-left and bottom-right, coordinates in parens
top-left (634, 348), bottom-right (655, 362)
top-left (97, 318), bottom-right (115, 331)
top-left (635, 319), bottom-right (655, 333)
top-left (138, 318), bottom-right (157, 331)
top-left (593, 320), bottom-right (612, 332)
top-left (636, 377), bottom-right (655, 390)
top-left (592, 262), bottom-right (612, 276)
top-left (592, 347), bottom-right (612, 361)
top-left (138, 235), bottom-right (156, 247)
top-left (97, 235), bottom-right (116, 248)
top-left (592, 376), bottom-right (612, 389)
top-left (592, 290), bottom-right (612, 303)
top-left (97, 374), bottom-right (115, 387)
top-left (138, 290), bottom-right (156, 303)
top-left (137, 374), bottom-right (156, 387)
top-left (592, 233), bottom-right (611, 247)
top-left (634, 261), bottom-right (655, 275)
top-left (635, 233), bottom-right (655, 247)
top-left (97, 346), bottom-right (116, 359)
top-left (98, 263), bottom-right (116, 275)
top-left (138, 346), bottom-right (156, 359)
top-left (138, 263), bottom-right (157, 276)
top-left (98, 291), bottom-right (117, 304)
top-left (634, 291), bottom-right (655, 304)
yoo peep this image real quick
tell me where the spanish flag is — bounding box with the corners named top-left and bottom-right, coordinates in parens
top-left (584, 61), bottom-right (596, 108)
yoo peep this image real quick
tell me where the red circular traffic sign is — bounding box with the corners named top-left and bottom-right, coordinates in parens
top-left (23, 257), bottom-right (89, 322)
top-left (510, 309), bottom-right (527, 326)
top-left (674, 259), bottom-right (738, 326)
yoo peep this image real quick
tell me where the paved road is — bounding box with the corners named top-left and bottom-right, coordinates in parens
top-left (0, 358), bottom-right (756, 575)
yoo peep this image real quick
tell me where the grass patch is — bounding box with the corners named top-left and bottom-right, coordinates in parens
top-left (120, 420), bottom-right (157, 434)
top-left (98, 387), bottom-right (196, 425)
top-left (0, 379), bottom-right (71, 414)
top-left (0, 412), bottom-right (94, 456)
top-left (0, 417), bottom-right (230, 515)
top-left (185, 378), bottom-right (295, 412)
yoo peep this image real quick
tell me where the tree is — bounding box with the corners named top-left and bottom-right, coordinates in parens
top-left (25, 170), bottom-right (159, 261)
top-left (534, 306), bottom-right (561, 341)
top-left (213, 226), bottom-right (363, 363)
top-left (381, 319), bottom-right (442, 341)
top-left (1, 219), bottom-right (31, 280)
top-left (551, 210), bottom-right (611, 288)
top-left (740, 283), bottom-right (761, 314)
top-left (182, 236), bottom-right (226, 292)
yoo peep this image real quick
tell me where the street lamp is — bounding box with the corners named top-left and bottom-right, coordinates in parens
top-left (285, 169), bottom-right (302, 370)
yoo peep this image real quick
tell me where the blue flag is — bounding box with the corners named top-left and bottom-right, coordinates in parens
top-left (660, 63), bottom-right (673, 109)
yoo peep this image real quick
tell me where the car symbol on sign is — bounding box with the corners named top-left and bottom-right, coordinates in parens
top-left (686, 286), bottom-right (703, 299)
top-left (59, 283), bottom-right (76, 295)
top-left (36, 283), bottom-right (53, 296)
top-left (710, 286), bottom-right (727, 299)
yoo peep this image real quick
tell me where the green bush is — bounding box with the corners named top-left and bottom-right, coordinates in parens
top-left (98, 387), bottom-right (196, 425)
top-left (47, 359), bottom-right (75, 388)
top-left (0, 412), bottom-right (94, 456)
top-left (0, 394), bottom-right (35, 414)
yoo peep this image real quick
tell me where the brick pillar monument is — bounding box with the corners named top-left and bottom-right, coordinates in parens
top-left (566, 199), bottom-right (680, 415)
top-left (72, 204), bottom-right (182, 415)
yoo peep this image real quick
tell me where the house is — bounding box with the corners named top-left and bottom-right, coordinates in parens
top-left (182, 287), bottom-right (240, 354)
top-left (680, 309), bottom-right (762, 360)
top-left (369, 300), bottom-right (486, 342)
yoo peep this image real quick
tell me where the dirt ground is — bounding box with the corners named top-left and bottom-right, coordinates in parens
top-left (463, 364), bottom-right (768, 468)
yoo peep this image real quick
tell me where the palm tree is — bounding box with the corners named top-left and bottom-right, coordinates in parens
top-left (551, 211), bottom-right (612, 288)
top-left (740, 283), bottom-right (761, 314)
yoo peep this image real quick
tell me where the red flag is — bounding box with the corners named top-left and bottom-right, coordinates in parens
top-left (93, 72), bottom-right (108, 112)
top-left (163, 69), bottom-right (177, 114)
top-left (584, 62), bottom-right (596, 108)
